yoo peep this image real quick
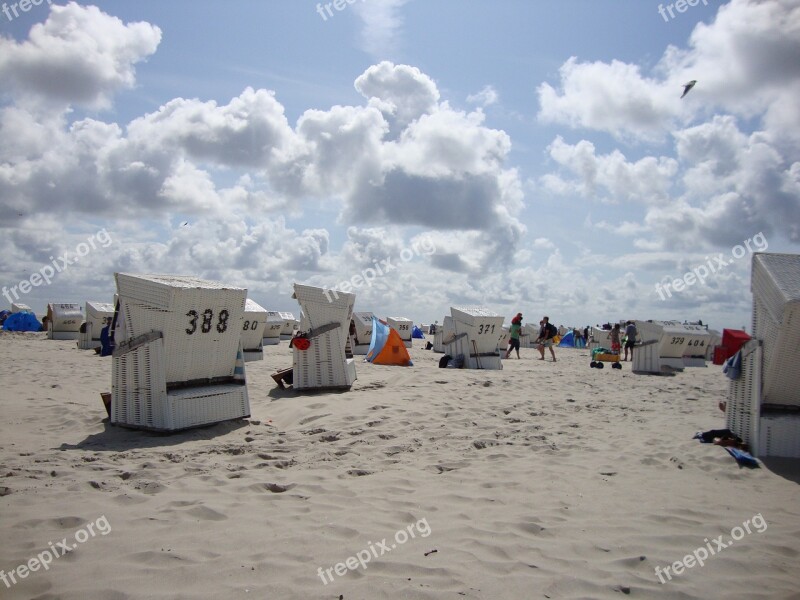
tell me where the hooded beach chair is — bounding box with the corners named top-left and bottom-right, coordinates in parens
top-left (278, 312), bottom-right (297, 340)
top-left (241, 299), bottom-right (268, 361)
top-left (110, 273), bottom-right (250, 432)
top-left (11, 303), bottom-right (32, 313)
top-left (386, 317), bottom-right (413, 348)
top-left (262, 311), bottom-right (283, 346)
top-left (433, 316), bottom-right (454, 353)
top-left (443, 306), bottom-right (504, 370)
top-left (46, 303), bottom-right (83, 340)
top-left (350, 311), bottom-right (374, 355)
top-left (78, 301), bottom-right (114, 349)
top-left (291, 283), bottom-right (356, 390)
top-left (632, 320), bottom-right (711, 374)
top-left (726, 253), bottom-right (800, 458)
top-left (496, 326), bottom-right (510, 354)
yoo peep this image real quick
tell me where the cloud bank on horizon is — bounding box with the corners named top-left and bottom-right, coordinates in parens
top-left (0, 0), bottom-right (798, 328)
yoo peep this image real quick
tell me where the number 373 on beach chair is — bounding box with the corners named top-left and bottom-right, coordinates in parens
top-left (110, 273), bottom-right (250, 432)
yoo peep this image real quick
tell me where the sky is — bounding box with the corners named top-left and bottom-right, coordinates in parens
top-left (1, 0), bottom-right (798, 331)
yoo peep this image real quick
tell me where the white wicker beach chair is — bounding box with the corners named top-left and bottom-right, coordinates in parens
top-left (433, 316), bottom-right (454, 353)
top-left (705, 329), bottom-right (722, 361)
top-left (386, 317), bottom-right (413, 348)
top-left (443, 306), bottom-right (504, 370)
top-left (78, 301), bottom-right (114, 349)
top-left (240, 299), bottom-right (268, 361)
top-left (727, 253), bottom-right (800, 457)
top-left (278, 312), bottom-right (297, 340)
top-left (291, 283), bottom-right (356, 390)
top-left (46, 303), bottom-right (82, 340)
top-left (11, 303), bottom-right (32, 313)
top-left (632, 320), bottom-right (711, 374)
top-left (350, 311), bottom-right (374, 355)
top-left (111, 273), bottom-right (250, 432)
top-left (262, 311), bottom-right (283, 346)
top-left (496, 326), bottom-right (510, 354)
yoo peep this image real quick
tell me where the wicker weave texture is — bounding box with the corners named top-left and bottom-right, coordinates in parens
top-left (112, 335), bottom-right (250, 430)
top-left (115, 273), bottom-right (246, 384)
top-left (292, 283), bottom-right (355, 389)
top-left (752, 254), bottom-right (800, 407)
top-left (726, 340), bottom-right (760, 448)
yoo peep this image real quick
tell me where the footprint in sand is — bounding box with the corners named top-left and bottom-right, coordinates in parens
top-left (299, 414), bottom-right (331, 425)
top-left (251, 482), bottom-right (296, 493)
top-left (346, 469), bottom-right (373, 477)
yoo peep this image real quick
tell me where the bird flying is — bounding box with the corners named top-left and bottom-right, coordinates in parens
top-left (680, 80), bottom-right (697, 99)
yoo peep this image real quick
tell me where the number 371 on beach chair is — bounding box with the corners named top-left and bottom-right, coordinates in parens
top-left (110, 273), bottom-right (250, 432)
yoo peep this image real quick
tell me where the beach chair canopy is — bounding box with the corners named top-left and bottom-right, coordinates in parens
top-left (714, 328), bottom-right (751, 364)
top-left (366, 317), bottom-right (412, 366)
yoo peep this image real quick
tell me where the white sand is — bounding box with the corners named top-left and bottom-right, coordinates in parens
top-left (1, 331), bottom-right (799, 599)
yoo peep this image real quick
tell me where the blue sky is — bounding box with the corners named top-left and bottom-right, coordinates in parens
top-left (1, 0), bottom-right (798, 330)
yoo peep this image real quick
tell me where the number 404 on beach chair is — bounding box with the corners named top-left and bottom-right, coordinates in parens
top-left (110, 273), bottom-right (250, 432)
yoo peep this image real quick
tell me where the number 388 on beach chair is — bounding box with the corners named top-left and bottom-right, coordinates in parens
top-left (110, 273), bottom-right (250, 432)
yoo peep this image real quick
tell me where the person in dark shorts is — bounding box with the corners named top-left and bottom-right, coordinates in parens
top-left (505, 313), bottom-right (523, 359)
top-left (537, 316), bottom-right (557, 362)
top-left (624, 321), bottom-right (637, 361)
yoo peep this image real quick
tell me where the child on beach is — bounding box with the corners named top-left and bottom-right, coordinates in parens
top-left (609, 323), bottom-right (621, 355)
top-left (505, 313), bottom-right (523, 359)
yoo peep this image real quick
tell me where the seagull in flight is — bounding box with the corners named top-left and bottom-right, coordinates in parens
top-left (680, 80), bottom-right (697, 99)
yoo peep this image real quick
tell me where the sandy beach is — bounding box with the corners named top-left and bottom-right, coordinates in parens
top-left (1, 331), bottom-right (799, 599)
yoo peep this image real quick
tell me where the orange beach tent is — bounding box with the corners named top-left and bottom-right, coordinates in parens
top-left (365, 317), bottom-right (413, 366)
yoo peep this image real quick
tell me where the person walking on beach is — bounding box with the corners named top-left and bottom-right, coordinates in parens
top-left (537, 316), bottom-right (557, 362)
top-left (505, 313), bottom-right (523, 359)
top-left (624, 320), bottom-right (637, 361)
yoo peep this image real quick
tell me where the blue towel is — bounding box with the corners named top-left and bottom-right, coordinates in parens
top-left (725, 447), bottom-right (759, 468)
top-left (723, 349), bottom-right (743, 380)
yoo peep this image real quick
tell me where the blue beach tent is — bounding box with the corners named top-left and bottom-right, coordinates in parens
top-left (2, 311), bottom-right (42, 332)
top-left (558, 330), bottom-right (575, 347)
